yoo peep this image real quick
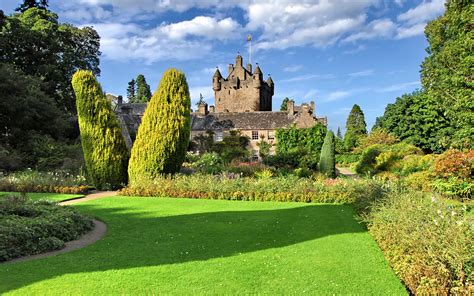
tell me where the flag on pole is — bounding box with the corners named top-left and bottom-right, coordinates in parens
top-left (247, 34), bottom-right (252, 42)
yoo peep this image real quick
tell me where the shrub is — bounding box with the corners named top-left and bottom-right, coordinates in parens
top-left (0, 195), bottom-right (94, 262)
top-left (276, 124), bottom-right (326, 155)
top-left (335, 153), bottom-right (361, 166)
top-left (211, 131), bottom-right (249, 164)
top-left (190, 152), bottom-right (223, 174)
top-left (72, 70), bottom-right (129, 190)
top-left (363, 192), bottom-right (473, 294)
top-left (355, 145), bottom-right (384, 175)
top-left (0, 170), bottom-right (89, 194)
top-left (128, 68), bottom-right (191, 182)
top-left (319, 130), bottom-right (336, 178)
top-left (433, 149), bottom-right (473, 180)
top-left (391, 154), bottom-right (436, 176)
top-left (354, 128), bottom-right (398, 153)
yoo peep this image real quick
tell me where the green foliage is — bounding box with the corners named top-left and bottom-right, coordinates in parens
top-left (189, 152), bottom-right (223, 175)
top-left (128, 68), bottom-right (191, 182)
top-left (276, 124), bottom-right (326, 154)
top-left (257, 139), bottom-right (272, 159)
top-left (0, 8), bottom-right (101, 114)
top-left (374, 91), bottom-right (452, 152)
top-left (16, 0), bottom-right (48, 12)
top-left (355, 145), bottom-right (384, 175)
top-left (421, 0), bottom-right (474, 149)
top-left (335, 154), bottom-right (361, 166)
top-left (135, 74), bottom-right (152, 102)
top-left (344, 104), bottom-right (367, 151)
top-left (280, 97), bottom-right (289, 111)
top-left (363, 192), bottom-right (473, 294)
top-left (0, 194), bottom-right (93, 262)
top-left (355, 128), bottom-right (398, 152)
top-left (72, 70), bottom-right (129, 190)
top-left (126, 79), bottom-right (135, 102)
top-left (319, 131), bottom-right (336, 178)
top-left (212, 131), bottom-right (249, 164)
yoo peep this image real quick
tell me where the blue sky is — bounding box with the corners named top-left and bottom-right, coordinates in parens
top-left (2, 0), bottom-right (446, 132)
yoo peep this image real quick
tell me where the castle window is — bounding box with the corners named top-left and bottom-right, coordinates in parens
top-left (215, 131), bottom-right (223, 142)
top-left (268, 131), bottom-right (275, 140)
top-left (252, 131), bottom-right (259, 140)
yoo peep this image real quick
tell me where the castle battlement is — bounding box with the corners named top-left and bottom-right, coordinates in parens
top-left (213, 54), bottom-right (274, 112)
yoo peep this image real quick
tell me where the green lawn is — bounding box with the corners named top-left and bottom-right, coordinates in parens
top-left (0, 192), bottom-right (84, 202)
top-left (0, 197), bottom-right (406, 294)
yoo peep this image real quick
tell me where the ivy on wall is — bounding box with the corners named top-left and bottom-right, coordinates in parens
top-left (276, 124), bottom-right (327, 154)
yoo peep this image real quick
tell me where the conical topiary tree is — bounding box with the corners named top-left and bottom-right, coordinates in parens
top-left (72, 70), bottom-right (129, 190)
top-left (319, 130), bottom-right (336, 178)
top-left (128, 68), bottom-right (191, 183)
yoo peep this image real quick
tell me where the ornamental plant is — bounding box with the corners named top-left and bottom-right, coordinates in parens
top-left (72, 70), bottom-right (129, 190)
top-left (319, 130), bottom-right (336, 178)
top-left (128, 68), bottom-right (191, 182)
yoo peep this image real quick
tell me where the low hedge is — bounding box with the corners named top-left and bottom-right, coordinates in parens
top-left (119, 174), bottom-right (387, 205)
top-left (0, 195), bottom-right (93, 262)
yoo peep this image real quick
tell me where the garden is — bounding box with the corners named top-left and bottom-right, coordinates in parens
top-left (1, 0), bottom-right (473, 295)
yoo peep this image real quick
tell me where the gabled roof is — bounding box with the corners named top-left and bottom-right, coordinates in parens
top-left (191, 111), bottom-right (295, 130)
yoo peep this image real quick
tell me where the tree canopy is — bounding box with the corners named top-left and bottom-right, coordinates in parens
top-left (344, 104), bottom-right (367, 151)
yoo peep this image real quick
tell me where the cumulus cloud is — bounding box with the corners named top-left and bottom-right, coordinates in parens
top-left (283, 65), bottom-right (303, 73)
top-left (159, 16), bottom-right (241, 40)
top-left (325, 91), bottom-right (351, 102)
top-left (397, 0), bottom-right (445, 25)
top-left (343, 18), bottom-right (396, 42)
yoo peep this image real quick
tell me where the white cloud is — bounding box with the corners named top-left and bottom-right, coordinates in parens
top-left (397, 0), bottom-right (445, 25)
top-left (283, 65), bottom-right (303, 73)
top-left (159, 16), bottom-right (241, 40)
top-left (396, 23), bottom-right (427, 39)
top-left (347, 69), bottom-right (374, 77)
top-left (325, 91), bottom-right (351, 102)
top-left (281, 73), bottom-right (336, 83)
top-left (189, 85), bottom-right (214, 105)
top-left (344, 18), bottom-right (396, 42)
top-left (376, 81), bottom-right (420, 92)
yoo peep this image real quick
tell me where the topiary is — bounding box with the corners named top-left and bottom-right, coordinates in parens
top-left (319, 130), bottom-right (336, 178)
top-left (128, 68), bottom-right (191, 183)
top-left (72, 70), bottom-right (129, 190)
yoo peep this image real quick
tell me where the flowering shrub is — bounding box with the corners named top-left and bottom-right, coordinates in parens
top-left (0, 170), bottom-right (89, 194)
top-left (433, 149), bottom-right (473, 180)
top-left (119, 174), bottom-right (386, 204)
top-left (363, 192), bottom-right (473, 294)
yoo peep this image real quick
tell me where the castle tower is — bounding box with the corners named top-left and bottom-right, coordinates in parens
top-left (213, 54), bottom-right (274, 112)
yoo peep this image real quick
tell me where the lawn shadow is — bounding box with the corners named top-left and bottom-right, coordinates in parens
top-left (1, 202), bottom-right (365, 293)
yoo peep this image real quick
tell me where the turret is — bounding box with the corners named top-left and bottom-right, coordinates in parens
top-left (213, 68), bottom-right (222, 91)
top-left (266, 75), bottom-right (274, 95)
top-left (228, 64), bottom-right (234, 76)
top-left (236, 54), bottom-right (243, 67)
top-left (246, 63), bottom-right (252, 73)
top-left (253, 64), bottom-right (262, 88)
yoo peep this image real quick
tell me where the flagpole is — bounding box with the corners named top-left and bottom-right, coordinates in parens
top-left (248, 35), bottom-right (252, 66)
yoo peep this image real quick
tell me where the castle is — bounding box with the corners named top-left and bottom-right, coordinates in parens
top-left (213, 54), bottom-right (273, 112)
top-left (116, 54), bottom-right (327, 160)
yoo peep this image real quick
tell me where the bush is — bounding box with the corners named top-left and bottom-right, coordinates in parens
top-left (363, 192), bottom-right (473, 294)
top-left (72, 70), bottom-right (129, 190)
top-left (355, 145), bottom-right (384, 175)
top-left (0, 195), bottom-right (94, 262)
top-left (128, 68), bottom-right (191, 182)
top-left (335, 154), bottom-right (360, 166)
top-left (319, 131), bottom-right (336, 177)
top-left (119, 173), bottom-right (387, 204)
top-left (190, 153), bottom-right (223, 174)
top-left (354, 128), bottom-right (398, 153)
top-left (276, 124), bottom-right (326, 155)
top-left (433, 149), bottom-right (473, 180)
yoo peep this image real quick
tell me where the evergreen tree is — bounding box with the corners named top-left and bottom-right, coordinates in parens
top-left (421, 0), bottom-right (473, 149)
top-left (16, 0), bottom-right (48, 12)
top-left (72, 70), bottom-right (129, 190)
top-left (127, 79), bottom-right (135, 102)
top-left (319, 130), bottom-right (336, 178)
top-left (336, 127), bottom-right (342, 139)
top-left (280, 97), bottom-right (290, 111)
top-left (344, 104), bottom-right (367, 151)
top-left (135, 74), bottom-right (152, 103)
top-left (128, 68), bottom-right (191, 182)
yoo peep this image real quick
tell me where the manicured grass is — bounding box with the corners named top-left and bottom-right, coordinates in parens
top-left (0, 192), bottom-right (84, 202)
top-left (0, 197), bottom-right (406, 294)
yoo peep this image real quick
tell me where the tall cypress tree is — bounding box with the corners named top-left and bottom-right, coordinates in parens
top-left (128, 68), bottom-right (191, 182)
top-left (136, 74), bottom-right (152, 103)
top-left (319, 130), bottom-right (336, 178)
top-left (127, 79), bottom-right (136, 102)
top-left (72, 70), bottom-right (129, 190)
top-left (344, 104), bottom-right (367, 151)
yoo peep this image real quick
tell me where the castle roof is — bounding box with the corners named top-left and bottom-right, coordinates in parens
top-left (213, 68), bottom-right (222, 78)
top-left (266, 76), bottom-right (274, 85)
top-left (191, 112), bottom-right (295, 130)
top-left (254, 65), bottom-right (262, 74)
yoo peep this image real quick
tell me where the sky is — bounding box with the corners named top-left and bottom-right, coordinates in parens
top-left (1, 0), bottom-right (446, 132)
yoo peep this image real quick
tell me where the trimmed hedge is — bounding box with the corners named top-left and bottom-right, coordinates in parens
top-left (72, 70), bottom-right (129, 190)
top-left (128, 68), bottom-right (191, 182)
top-left (319, 130), bottom-right (336, 177)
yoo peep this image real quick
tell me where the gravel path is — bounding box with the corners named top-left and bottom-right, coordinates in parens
top-left (2, 191), bottom-right (116, 265)
top-left (337, 167), bottom-right (359, 179)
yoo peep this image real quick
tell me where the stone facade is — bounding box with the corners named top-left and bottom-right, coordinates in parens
top-left (115, 54), bottom-right (327, 159)
top-left (213, 55), bottom-right (273, 112)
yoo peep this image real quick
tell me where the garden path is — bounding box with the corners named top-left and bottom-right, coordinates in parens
top-left (337, 167), bottom-right (359, 178)
top-left (60, 191), bottom-right (117, 205)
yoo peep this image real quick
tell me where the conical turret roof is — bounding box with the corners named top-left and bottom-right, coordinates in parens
top-left (254, 65), bottom-right (262, 74)
top-left (213, 68), bottom-right (222, 78)
top-left (266, 75), bottom-right (274, 85)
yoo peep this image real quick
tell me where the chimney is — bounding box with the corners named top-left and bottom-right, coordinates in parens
top-left (198, 102), bottom-right (208, 115)
top-left (117, 95), bottom-right (123, 105)
top-left (246, 63), bottom-right (252, 73)
top-left (287, 100), bottom-right (294, 115)
top-left (209, 105), bottom-right (215, 113)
